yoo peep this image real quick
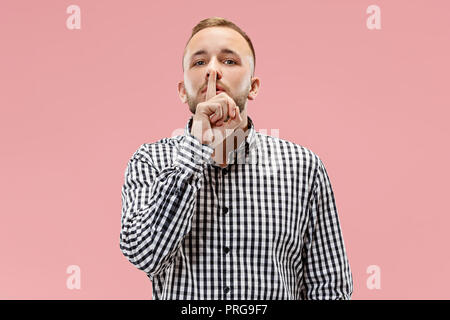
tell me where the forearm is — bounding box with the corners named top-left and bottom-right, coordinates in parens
top-left (120, 135), bottom-right (214, 276)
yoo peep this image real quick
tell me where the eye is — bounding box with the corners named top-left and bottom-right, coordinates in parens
top-left (224, 59), bottom-right (236, 65)
top-left (193, 60), bottom-right (205, 66)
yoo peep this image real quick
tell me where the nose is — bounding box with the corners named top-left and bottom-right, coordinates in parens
top-left (206, 58), bottom-right (222, 81)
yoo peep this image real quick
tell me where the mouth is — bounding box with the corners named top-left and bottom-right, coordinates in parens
top-left (202, 90), bottom-right (225, 97)
top-left (202, 85), bottom-right (226, 95)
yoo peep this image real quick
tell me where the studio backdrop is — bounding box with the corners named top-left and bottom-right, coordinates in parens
top-left (1, 0), bottom-right (449, 299)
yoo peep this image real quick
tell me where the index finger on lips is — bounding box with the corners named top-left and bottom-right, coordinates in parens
top-left (206, 70), bottom-right (217, 101)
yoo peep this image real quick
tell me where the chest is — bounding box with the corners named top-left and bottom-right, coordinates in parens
top-left (190, 163), bottom-right (311, 250)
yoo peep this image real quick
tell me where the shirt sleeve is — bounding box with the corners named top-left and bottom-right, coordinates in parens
top-left (119, 134), bottom-right (214, 277)
top-left (300, 156), bottom-right (354, 300)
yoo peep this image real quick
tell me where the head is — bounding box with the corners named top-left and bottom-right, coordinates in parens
top-left (178, 17), bottom-right (260, 115)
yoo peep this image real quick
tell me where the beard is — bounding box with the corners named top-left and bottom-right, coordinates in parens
top-left (186, 85), bottom-right (250, 116)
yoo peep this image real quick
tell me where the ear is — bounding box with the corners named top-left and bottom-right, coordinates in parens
top-left (247, 76), bottom-right (260, 101)
top-left (177, 80), bottom-right (187, 103)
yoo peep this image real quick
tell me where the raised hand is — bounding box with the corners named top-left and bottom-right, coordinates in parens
top-left (190, 70), bottom-right (243, 148)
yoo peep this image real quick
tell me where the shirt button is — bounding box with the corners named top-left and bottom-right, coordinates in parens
top-left (223, 207), bottom-right (228, 214)
top-left (224, 286), bottom-right (230, 293)
top-left (224, 246), bottom-right (230, 254)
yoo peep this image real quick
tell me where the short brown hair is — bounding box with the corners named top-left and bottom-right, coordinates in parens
top-left (182, 17), bottom-right (256, 76)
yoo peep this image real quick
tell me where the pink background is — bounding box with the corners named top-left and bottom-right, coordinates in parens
top-left (1, 0), bottom-right (449, 299)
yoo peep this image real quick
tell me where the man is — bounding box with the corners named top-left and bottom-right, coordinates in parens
top-left (120, 17), bottom-right (353, 300)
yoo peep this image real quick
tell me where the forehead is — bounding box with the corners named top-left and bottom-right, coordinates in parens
top-left (184, 26), bottom-right (252, 61)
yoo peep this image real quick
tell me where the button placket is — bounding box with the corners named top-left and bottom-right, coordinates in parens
top-left (221, 165), bottom-right (231, 299)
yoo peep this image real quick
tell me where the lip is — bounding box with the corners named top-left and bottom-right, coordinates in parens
top-left (203, 90), bottom-right (224, 97)
top-left (202, 85), bottom-right (226, 94)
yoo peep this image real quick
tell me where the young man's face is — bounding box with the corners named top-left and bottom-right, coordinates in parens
top-left (178, 26), bottom-right (259, 115)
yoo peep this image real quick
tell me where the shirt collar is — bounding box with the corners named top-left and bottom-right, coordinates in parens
top-left (185, 114), bottom-right (257, 163)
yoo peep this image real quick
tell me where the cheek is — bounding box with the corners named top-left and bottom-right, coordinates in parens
top-left (183, 73), bottom-right (200, 95)
top-left (183, 79), bottom-right (194, 95)
top-left (236, 76), bottom-right (251, 94)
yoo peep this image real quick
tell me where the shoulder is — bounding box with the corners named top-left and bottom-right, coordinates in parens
top-left (127, 135), bottom-right (185, 170)
top-left (255, 132), bottom-right (322, 170)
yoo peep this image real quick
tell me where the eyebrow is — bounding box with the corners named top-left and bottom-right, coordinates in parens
top-left (189, 48), bottom-right (240, 61)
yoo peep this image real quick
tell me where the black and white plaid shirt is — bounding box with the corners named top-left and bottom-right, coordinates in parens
top-left (120, 115), bottom-right (353, 300)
